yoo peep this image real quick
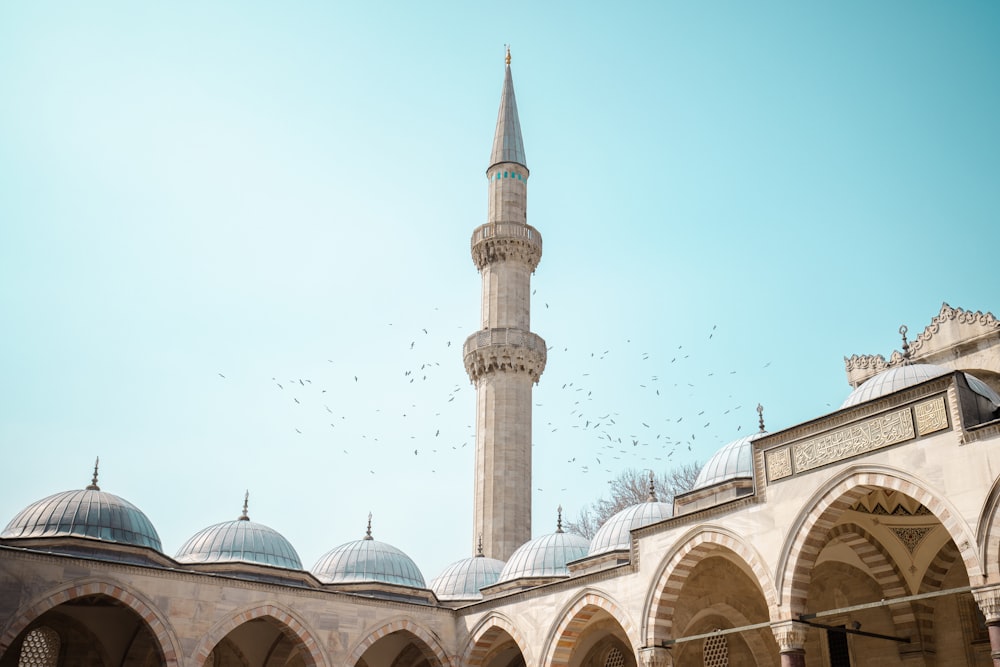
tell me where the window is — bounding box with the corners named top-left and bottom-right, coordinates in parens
top-left (704, 633), bottom-right (729, 667)
top-left (18, 627), bottom-right (59, 667)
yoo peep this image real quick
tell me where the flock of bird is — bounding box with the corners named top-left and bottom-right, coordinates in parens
top-left (213, 303), bottom-right (777, 510)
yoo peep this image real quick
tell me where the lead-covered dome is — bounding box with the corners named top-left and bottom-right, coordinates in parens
top-left (430, 552), bottom-right (505, 601)
top-left (588, 478), bottom-right (672, 556)
top-left (842, 363), bottom-right (1000, 408)
top-left (693, 431), bottom-right (766, 490)
top-left (312, 518), bottom-right (425, 588)
top-left (1, 461), bottom-right (161, 552)
top-left (497, 511), bottom-right (589, 582)
top-left (175, 494), bottom-right (302, 570)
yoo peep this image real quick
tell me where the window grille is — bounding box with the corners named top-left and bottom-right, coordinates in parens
top-left (18, 627), bottom-right (59, 667)
top-left (703, 633), bottom-right (729, 667)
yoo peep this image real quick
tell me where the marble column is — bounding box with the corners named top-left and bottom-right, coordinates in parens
top-left (637, 646), bottom-right (672, 667)
top-left (973, 585), bottom-right (1000, 667)
top-left (771, 621), bottom-right (808, 667)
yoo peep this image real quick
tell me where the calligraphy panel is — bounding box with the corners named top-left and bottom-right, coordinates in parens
top-left (792, 408), bottom-right (915, 473)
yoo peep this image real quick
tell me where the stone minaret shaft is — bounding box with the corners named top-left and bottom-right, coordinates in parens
top-left (463, 53), bottom-right (546, 562)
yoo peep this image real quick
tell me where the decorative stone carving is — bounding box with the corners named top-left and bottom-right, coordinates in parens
top-left (973, 586), bottom-right (1000, 623)
top-left (470, 222), bottom-right (542, 271)
top-left (914, 397), bottom-right (948, 435)
top-left (889, 526), bottom-right (934, 553)
top-left (909, 303), bottom-right (1000, 356)
top-left (638, 646), bottom-right (672, 667)
top-left (766, 448), bottom-right (792, 481)
top-left (771, 621), bottom-right (808, 652)
top-left (792, 408), bottom-right (914, 473)
top-left (463, 328), bottom-right (547, 383)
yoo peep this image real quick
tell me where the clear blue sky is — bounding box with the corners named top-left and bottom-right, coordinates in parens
top-left (2, 2), bottom-right (998, 580)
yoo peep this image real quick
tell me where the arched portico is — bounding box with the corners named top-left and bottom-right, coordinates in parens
top-left (192, 602), bottom-right (327, 667)
top-left (542, 591), bottom-right (640, 667)
top-left (348, 618), bottom-right (450, 667)
top-left (463, 613), bottom-right (530, 667)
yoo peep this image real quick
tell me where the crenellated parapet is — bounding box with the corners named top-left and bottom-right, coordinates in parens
top-left (463, 327), bottom-right (547, 384)
top-left (470, 222), bottom-right (542, 272)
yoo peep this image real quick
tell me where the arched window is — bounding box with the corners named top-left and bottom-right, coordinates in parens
top-left (604, 647), bottom-right (625, 667)
top-left (18, 627), bottom-right (60, 667)
top-left (703, 633), bottom-right (729, 667)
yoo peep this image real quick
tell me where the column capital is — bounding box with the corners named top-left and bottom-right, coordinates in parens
top-left (637, 646), bottom-right (672, 667)
top-left (974, 585), bottom-right (1000, 623)
top-left (771, 621), bottom-right (808, 652)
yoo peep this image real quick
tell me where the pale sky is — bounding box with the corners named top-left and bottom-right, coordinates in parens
top-left (2, 2), bottom-right (998, 581)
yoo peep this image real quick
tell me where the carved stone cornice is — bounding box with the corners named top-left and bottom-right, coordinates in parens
top-left (771, 621), bottom-right (808, 652)
top-left (470, 222), bottom-right (542, 271)
top-left (638, 646), bottom-right (672, 667)
top-left (463, 328), bottom-right (546, 384)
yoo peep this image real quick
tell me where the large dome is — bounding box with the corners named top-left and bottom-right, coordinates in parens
top-left (588, 499), bottom-right (672, 556)
top-left (497, 515), bottom-right (589, 582)
top-left (430, 553), bottom-right (505, 601)
top-left (175, 497), bottom-right (302, 570)
top-left (312, 520), bottom-right (425, 588)
top-left (693, 432), bottom-right (765, 490)
top-left (1, 465), bottom-right (161, 552)
top-left (842, 364), bottom-right (1000, 408)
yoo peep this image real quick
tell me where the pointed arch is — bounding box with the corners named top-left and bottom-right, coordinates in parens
top-left (191, 602), bottom-right (327, 667)
top-left (0, 577), bottom-right (182, 666)
top-left (346, 617), bottom-right (450, 667)
top-left (462, 612), bottom-right (531, 667)
top-left (541, 590), bottom-right (640, 667)
top-left (976, 473), bottom-right (1000, 580)
top-left (776, 466), bottom-right (982, 615)
top-left (643, 526), bottom-right (778, 646)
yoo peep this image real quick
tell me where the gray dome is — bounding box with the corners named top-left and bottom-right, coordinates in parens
top-left (430, 554), bottom-right (505, 601)
top-left (2, 488), bottom-right (162, 552)
top-left (693, 433), bottom-right (765, 490)
top-left (175, 517), bottom-right (302, 570)
top-left (312, 537), bottom-right (425, 588)
top-left (497, 530), bottom-right (589, 582)
top-left (588, 500), bottom-right (673, 556)
top-left (842, 364), bottom-right (951, 408)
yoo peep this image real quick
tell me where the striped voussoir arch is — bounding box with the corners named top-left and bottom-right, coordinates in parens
top-left (191, 603), bottom-right (324, 667)
top-left (463, 614), bottom-right (530, 667)
top-left (911, 539), bottom-right (963, 653)
top-left (829, 522), bottom-right (917, 640)
top-left (0, 579), bottom-right (182, 666)
top-left (781, 472), bottom-right (980, 616)
top-left (545, 593), bottom-right (639, 667)
top-left (347, 618), bottom-right (451, 667)
top-left (645, 529), bottom-right (777, 647)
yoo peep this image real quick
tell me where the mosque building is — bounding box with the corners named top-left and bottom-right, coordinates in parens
top-left (4, 51), bottom-right (1000, 667)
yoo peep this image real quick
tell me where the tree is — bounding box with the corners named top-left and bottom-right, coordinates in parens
top-left (564, 462), bottom-right (702, 539)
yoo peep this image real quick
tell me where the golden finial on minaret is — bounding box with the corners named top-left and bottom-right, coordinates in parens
top-left (505, 45), bottom-right (511, 66)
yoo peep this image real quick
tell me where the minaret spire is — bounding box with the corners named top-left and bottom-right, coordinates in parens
top-left (464, 53), bottom-right (546, 561)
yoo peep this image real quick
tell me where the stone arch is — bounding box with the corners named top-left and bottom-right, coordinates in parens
top-left (463, 612), bottom-right (531, 667)
top-left (911, 538), bottom-right (963, 652)
top-left (827, 522), bottom-right (918, 639)
top-left (644, 526), bottom-right (778, 646)
top-left (542, 590), bottom-right (641, 667)
top-left (191, 602), bottom-right (327, 667)
top-left (672, 602), bottom-right (777, 667)
top-left (0, 577), bottom-right (182, 666)
top-left (777, 466), bottom-right (982, 615)
top-left (976, 473), bottom-right (1000, 580)
top-left (347, 617), bottom-right (450, 667)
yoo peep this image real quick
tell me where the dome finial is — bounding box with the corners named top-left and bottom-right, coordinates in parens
top-left (364, 512), bottom-right (373, 540)
top-left (476, 533), bottom-right (484, 557)
top-left (505, 44), bottom-right (511, 66)
top-left (86, 457), bottom-right (100, 491)
top-left (239, 490), bottom-right (250, 521)
top-left (900, 325), bottom-right (911, 364)
top-left (757, 403), bottom-right (766, 433)
top-left (647, 470), bottom-right (658, 502)
top-left (556, 505), bottom-right (564, 533)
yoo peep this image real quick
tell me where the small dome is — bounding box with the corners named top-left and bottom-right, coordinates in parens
top-left (497, 513), bottom-right (589, 583)
top-left (588, 500), bottom-right (673, 556)
top-left (693, 433), bottom-right (765, 490)
top-left (430, 554), bottom-right (505, 601)
top-left (175, 497), bottom-right (302, 570)
top-left (842, 364), bottom-right (952, 408)
top-left (2, 483), bottom-right (161, 552)
top-left (312, 518), bottom-right (425, 588)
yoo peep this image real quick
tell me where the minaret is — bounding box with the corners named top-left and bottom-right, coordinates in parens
top-left (463, 48), bottom-right (546, 561)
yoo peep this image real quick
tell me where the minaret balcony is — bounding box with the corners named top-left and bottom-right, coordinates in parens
top-left (463, 327), bottom-right (547, 384)
top-left (470, 222), bottom-right (542, 272)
